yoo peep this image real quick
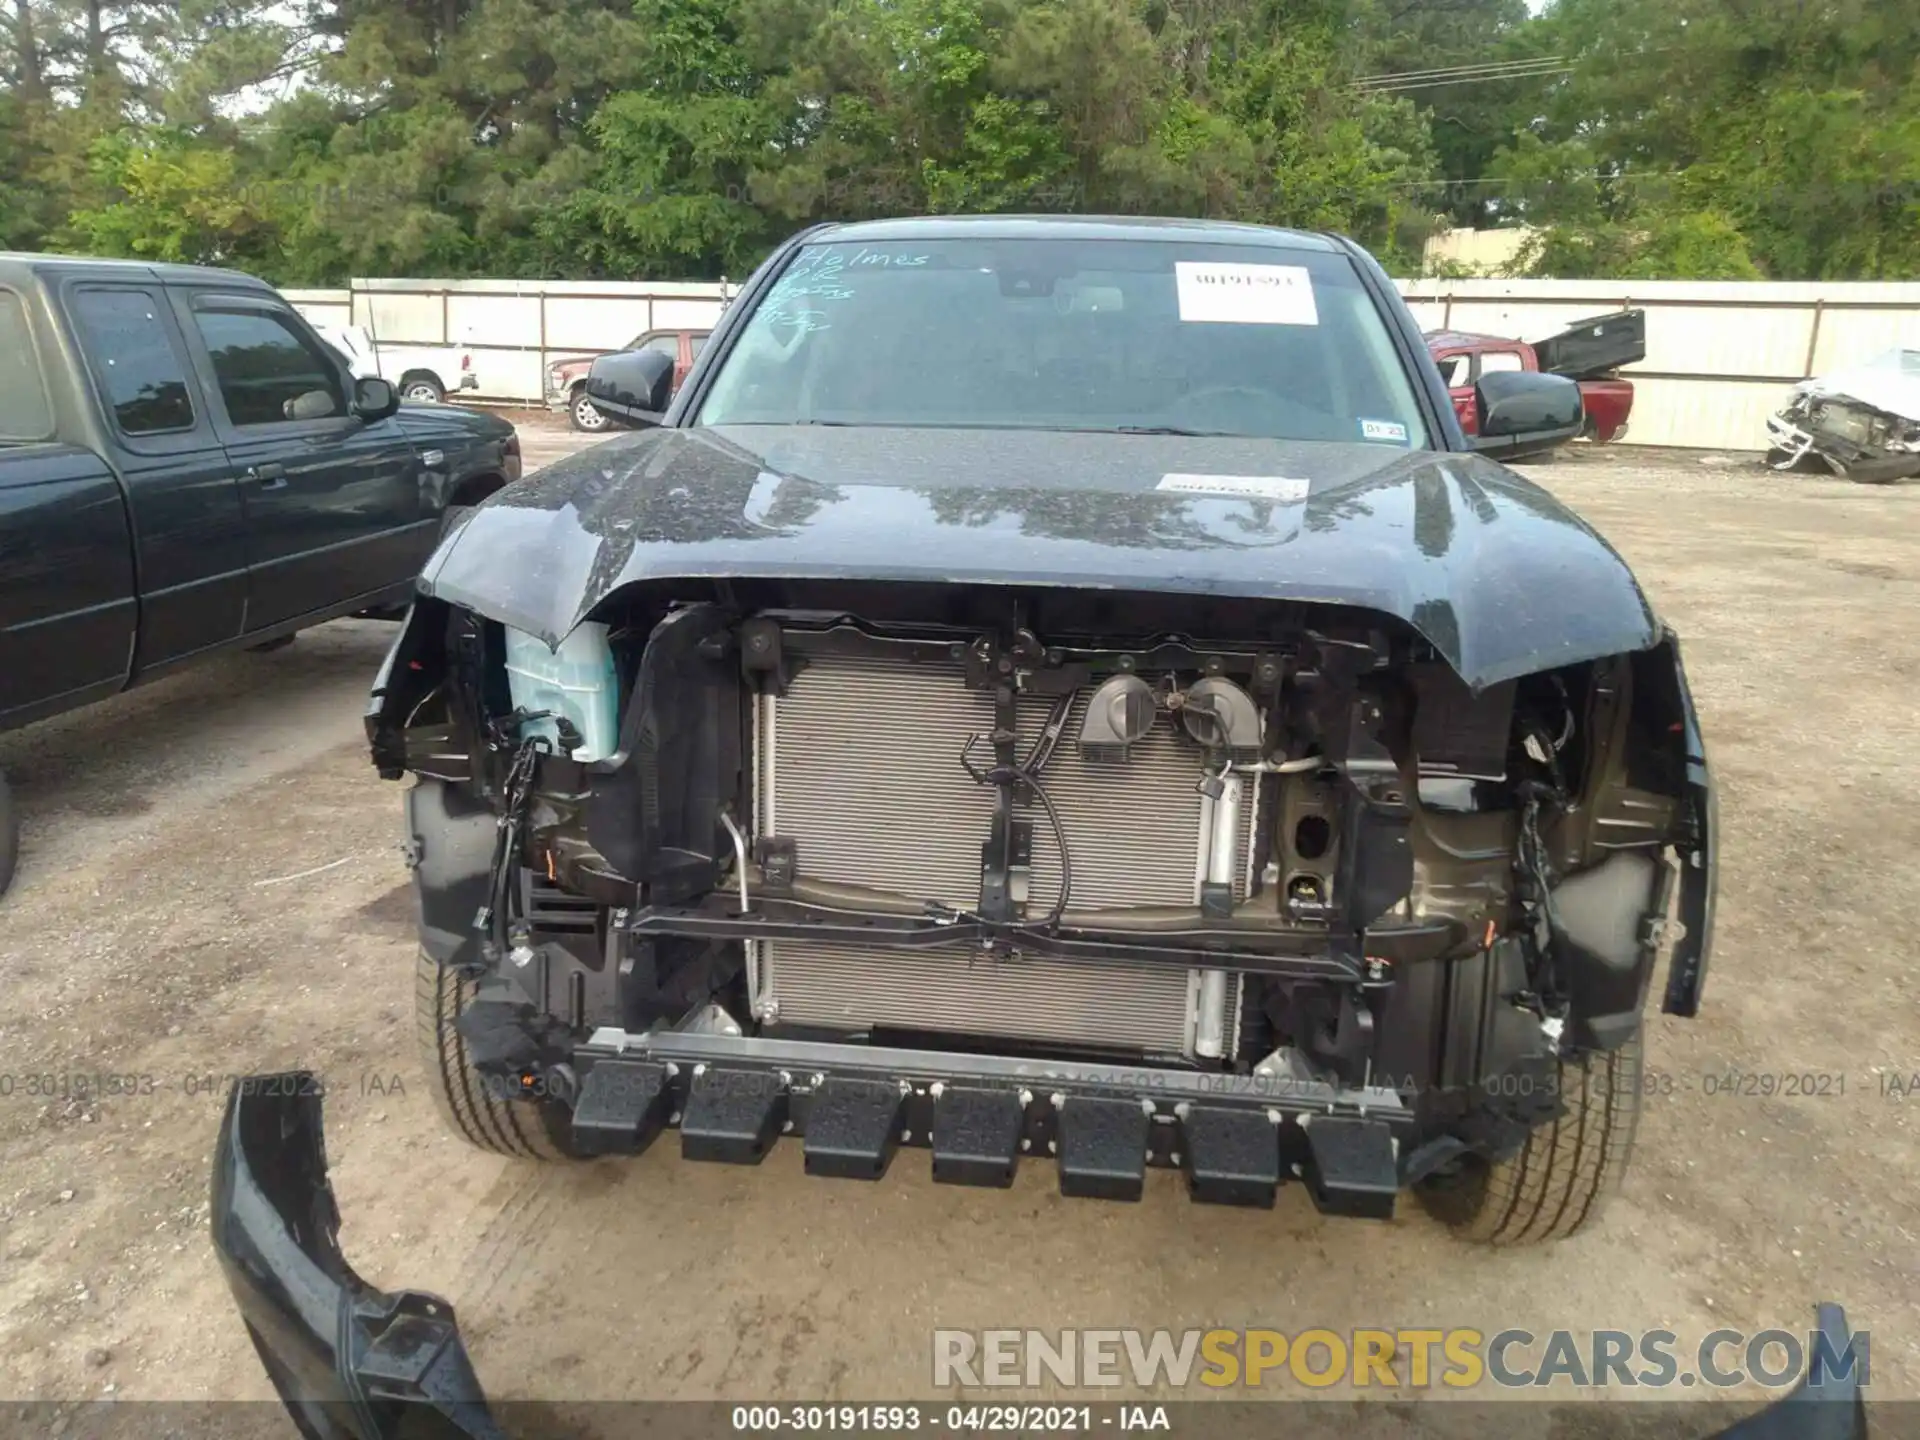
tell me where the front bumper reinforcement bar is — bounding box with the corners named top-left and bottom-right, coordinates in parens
top-left (570, 1028), bottom-right (1418, 1214)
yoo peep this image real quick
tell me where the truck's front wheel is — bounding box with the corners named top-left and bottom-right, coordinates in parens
top-left (1417, 1035), bottom-right (1643, 1245)
top-left (414, 950), bottom-right (582, 1161)
top-left (569, 387), bottom-right (612, 432)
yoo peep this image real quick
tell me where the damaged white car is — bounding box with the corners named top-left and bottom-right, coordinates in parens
top-left (1767, 348), bottom-right (1920, 483)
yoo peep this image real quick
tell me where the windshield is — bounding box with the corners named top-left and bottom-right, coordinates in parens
top-left (697, 237), bottom-right (1430, 447)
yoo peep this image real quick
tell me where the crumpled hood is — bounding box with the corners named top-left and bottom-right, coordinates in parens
top-left (1793, 366), bottom-right (1920, 425)
top-left (423, 424), bottom-right (1659, 690)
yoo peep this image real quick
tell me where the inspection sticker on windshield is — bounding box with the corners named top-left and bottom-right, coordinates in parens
top-left (1158, 474), bottom-right (1310, 501)
top-left (1360, 417), bottom-right (1410, 444)
top-left (1175, 263), bottom-right (1318, 326)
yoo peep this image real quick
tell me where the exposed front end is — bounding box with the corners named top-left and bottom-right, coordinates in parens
top-left (1769, 388), bottom-right (1920, 483)
top-left (368, 576), bottom-right (1714, 1225)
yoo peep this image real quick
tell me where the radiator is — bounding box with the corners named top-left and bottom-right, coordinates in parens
top-left (750, 653), bottom-right (1255, 1057)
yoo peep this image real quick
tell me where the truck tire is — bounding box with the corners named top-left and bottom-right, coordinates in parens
top-left (1417, 1035), bottom-right (1643, 1245)
top-left (399, 372), bottom-right (446, 405)
top-left (0, 772), bottom-right (17, 899)
top-left (569, 388), bottom-right (612, 432)
top-left (414, 950), bottom-right (581, 1161)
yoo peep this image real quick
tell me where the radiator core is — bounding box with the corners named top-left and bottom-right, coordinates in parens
top-left (751, 653), bottom-right (1254, 1057)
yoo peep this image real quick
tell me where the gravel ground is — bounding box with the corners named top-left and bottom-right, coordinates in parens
top-left (0, 425), bottom-right (1915, 1428)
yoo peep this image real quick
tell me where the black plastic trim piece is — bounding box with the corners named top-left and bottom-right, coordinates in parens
top-left (804, 1077), bottom-right (907, 1180)
top-left (680, 1066), bottom-right (789, 1164)
top-left (571, 1058), bottom-right (673, 1156)
top-left (931, 1086), bottom-right (1024, 1188)
top-left (1302, 1116), bottom-right (1399, 1219)
top-left (1180, 1106), bottom-right (1280, 1208)
top-left (1057, 1096), bottom-right (1151, 1201)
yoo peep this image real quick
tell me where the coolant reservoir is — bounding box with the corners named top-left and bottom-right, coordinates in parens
top-left (503, 623), bottom-right (620, 763)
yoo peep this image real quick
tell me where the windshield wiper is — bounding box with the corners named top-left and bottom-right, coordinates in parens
top-left (1113, 425), bottom-right (1236, 437)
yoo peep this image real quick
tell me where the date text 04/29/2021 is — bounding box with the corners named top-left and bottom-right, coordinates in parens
top-left (730, 1406), bottom-right (1168, 1432)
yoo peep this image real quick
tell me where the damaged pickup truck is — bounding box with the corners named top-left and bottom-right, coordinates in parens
top-left (217, 216), bottom-right (1758, 1434)
top-left (1767, 347), bottom-right (1920, 483)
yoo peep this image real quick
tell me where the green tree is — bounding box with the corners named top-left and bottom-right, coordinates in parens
top-left (64, 126), bottom-right (276, 264)
top-left (1494, 0), bottom-right (1920, 278)
top-left (540, 0), bottom-right (780, 277)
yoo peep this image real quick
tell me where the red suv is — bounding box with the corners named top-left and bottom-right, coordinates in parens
top-left (547, 328), bottom-right (709, 432)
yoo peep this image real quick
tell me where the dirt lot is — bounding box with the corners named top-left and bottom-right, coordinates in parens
top-left (1, 423), bottom-right (1916, 1423)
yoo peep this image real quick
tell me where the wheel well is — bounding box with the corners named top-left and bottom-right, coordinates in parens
top-left (400, 369), bottom-right (445, 391)
top-left (448, 472), bottom-right (506, 509)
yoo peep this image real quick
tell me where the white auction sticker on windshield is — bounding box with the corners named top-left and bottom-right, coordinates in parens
top-left (1175, 262), bottom-right (1318, 326)
top-left (1158, 474), bottom-right (1311, 501)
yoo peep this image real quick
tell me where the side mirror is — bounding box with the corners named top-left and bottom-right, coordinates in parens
top-left (1471, 370), bottom-right (1582, 458)
top-left (354, 376), bottom-right (400, 422)
top-left (586, 348), bottom-right (675, 429)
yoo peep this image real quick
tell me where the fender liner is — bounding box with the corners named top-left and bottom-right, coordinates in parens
top-left (1654, 631), bottom-right (1718, 1017)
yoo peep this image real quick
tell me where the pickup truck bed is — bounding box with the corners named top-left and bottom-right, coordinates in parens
top-left (1428, 310), bottom-right (1645, 447)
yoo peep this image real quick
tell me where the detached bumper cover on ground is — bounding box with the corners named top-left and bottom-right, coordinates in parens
top-left (209, 1073), bottom-right (504, 1440)
top-left (215, 1076), bottom-right (1869, 1440)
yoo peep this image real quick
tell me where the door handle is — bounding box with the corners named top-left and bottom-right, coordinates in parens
top-left (245, 463), bottom-right (288, 490)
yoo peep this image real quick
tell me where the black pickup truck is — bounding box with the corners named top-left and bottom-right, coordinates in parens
top-left (0, 252), bottom-right (523, 894)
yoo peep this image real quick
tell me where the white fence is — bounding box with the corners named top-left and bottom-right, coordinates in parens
top-left (287, 279), bottom-right (731, 405)
top-left (293, 275), bottom-right (1920, 447)
top-left (1397, 278), bottom-right (1920, 450)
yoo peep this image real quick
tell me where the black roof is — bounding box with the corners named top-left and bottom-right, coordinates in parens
top-left (805, 214), bottom-right (1342, 251)
top-left (0, 251), bottom-right (276, 290)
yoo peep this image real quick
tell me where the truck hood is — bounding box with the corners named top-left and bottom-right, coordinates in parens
top-left (423, 424), bottom-right (1659, 690)
top-left (391, 405), bottom-right (514, 444)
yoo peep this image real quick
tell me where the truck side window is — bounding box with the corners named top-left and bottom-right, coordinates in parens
top-left (1434, 354), bottom-right (1468, 387)
top-left (193, 308), bottom-right (346, 426)
top-left (70, 287), bottom-right (197, 435)
top-left (0, 290), bottom-right (54, 442)
top-left (1478, 350), bottom-right (1525, 375)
